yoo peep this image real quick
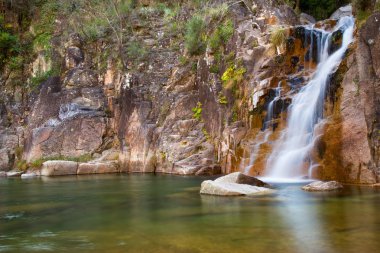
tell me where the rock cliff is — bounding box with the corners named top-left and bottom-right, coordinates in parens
top-left (0, 0), bottom-right (378, 184)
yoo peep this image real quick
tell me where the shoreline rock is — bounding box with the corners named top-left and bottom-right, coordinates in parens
top-left (302, 181), bottom-right (343, 191)
top-left (200, 172), bottom-right (273, 196)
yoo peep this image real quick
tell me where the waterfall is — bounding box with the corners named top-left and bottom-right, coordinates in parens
top-left (261, 16), bottom-right (355, 181)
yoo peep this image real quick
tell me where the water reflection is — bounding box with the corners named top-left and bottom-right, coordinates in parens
top-left (0, 174), bottom-right (379, 253)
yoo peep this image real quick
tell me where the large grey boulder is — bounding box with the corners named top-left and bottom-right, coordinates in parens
top-left (41, 161), bottom-right (78, 176)
top-left (330, 5), bottom-right (352, 20)
top-left (300, 13), bottom-right (316, 25)
top-left (200, 172), bottom-right (273, 196)
top-left (302, 181), bottom-right (343, 191)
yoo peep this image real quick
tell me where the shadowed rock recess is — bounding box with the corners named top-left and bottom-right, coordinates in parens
top-left (0, 1), bottom-right (378, 184)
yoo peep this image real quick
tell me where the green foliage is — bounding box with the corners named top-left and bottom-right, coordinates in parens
top-left (209, 64), bottom-right (220, 73)
top-left (208, 19), bottom-right (234, 51)
top-left (179, 55), bottom-right (189, 66)
top-left (221, 65), bottom-right (246, 85)
top-left (185, 16), bottom-right (206, 55)
top-left (29, 159), bottom-right (44, 169)
top-left (204, 3), bottom-right (229, 20)
top-left (192, 102), bottom-right (203, 121)
top-left (299, 0), bottom-right (350, 20)
top-left (30, 69), bottom-right (58, 88)
top-left (126, 41), bottom-right (147, 60)
top-left (0, 17), bottom-right (20, 68)
top-left (16, 160), bottom-right (28, 171)
top-left (270, 27), bottom-right (287, 48)
top-left (202, 128), bottom-right (210, 140)
top-left (356, 10), bottom-right (371, 25)
top-left (352, 0), bottom-right (373, 12)
top-left (218, 93), bottom-right (228, 104)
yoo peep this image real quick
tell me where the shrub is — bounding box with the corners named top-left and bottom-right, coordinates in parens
top-left (30, 69), bottom-right (58, 88)
top-left (270, 27), bottom-right (287, 48)
top-left (29, 159), bottom-right (44, 169)
top-left (192, 102), bottom-right (202, 120)
top-left (209, 64), bottom-right (219, 73)
top-left (208, 19), bottom-right (234, 52)
top-left (127, 41), bottom-right (147, 60)
top-left (218, 93), bottom-right (228, 104)
top-left (221, 65), bottom-right (246, 85)
top-left (16, 160), bottom-right (28, 171)
top-left (205, 3), bottom-right (229, 20)
top-left (185, 16), bottom-right (206, 55)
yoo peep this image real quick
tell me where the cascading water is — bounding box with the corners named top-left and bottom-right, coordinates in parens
top-left (261, 16), bottom-right (355, 181)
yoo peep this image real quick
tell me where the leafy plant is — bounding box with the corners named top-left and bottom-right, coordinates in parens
top-left (221, 65), bottom-right (246, 85)
top-left (270, 27), bottom-right (287, 48)
top-left (126, 41), bottom-right (147, 60)
top-left (192, 102), bottom-right (203, 121)
top-left (185, 16), bottom-right (206, 55)
top-left (218, 93), bottom-right (228, 104)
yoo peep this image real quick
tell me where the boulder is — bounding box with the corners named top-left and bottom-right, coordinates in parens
top-left (77, 162), bottom-right (119, 175)
top-left (236, 173), bottom-right (271, 188)
top-left (372, 183), bottom-right (380, 188)
top-left (302, 181), bottom-right (343, 191)
top-left (6, 171), bottom-right (23, 177)
top-left (200, 180), bottom-right (273, 196)
top-left (330, 5), bottom-right (352, 20)
top-left (0, 171), bottom-right (7, 177)
top-left (195, 165), bottom-right (222, 176)
top-left (300, 13), bottom-right (316, 25)
top-left (41, 161), bottom-right (78, 176)
top-left (21, 172), bottom-right (38, 179)
top-left (200, 172), bottom-right (273, 196)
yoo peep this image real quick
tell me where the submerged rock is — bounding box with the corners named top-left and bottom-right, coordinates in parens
top-left (302, 181), bottom-right (343, 191)
top-left (21, 172), bottom-right (38, 179)
top-left (200, 172), bottom-right (273, 196)
top-left (41, 161), bottom-right (78, 176)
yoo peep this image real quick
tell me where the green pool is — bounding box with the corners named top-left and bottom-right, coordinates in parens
top-left (0, 174), bottom-right (379, 253)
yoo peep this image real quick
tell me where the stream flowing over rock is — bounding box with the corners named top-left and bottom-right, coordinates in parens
top-left (0, 1), bottom-right (378, 184)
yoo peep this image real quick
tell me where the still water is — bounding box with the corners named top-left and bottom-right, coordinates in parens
top-left (0, 174), bottom-right (379, 253)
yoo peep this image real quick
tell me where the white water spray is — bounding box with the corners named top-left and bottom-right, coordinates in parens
top-left (263, 16), bottom-right (355, 181)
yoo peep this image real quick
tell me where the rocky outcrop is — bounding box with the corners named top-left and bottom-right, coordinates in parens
top-left (311, 13), bottom-right (380, 184)
top-left (200, 172), bottom-right (273, 196)
top-left (41, 161), bottom-right (78, 176)
top-left (330, 5), bottom-right (352, 20)
top-left (0, 1), bottom-right (378, 184)
top-left (302, 181), bottom-right (343, 191)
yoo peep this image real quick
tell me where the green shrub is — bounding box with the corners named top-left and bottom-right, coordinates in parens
top-left (29, 159), bottom-right (44, 169)
top-left (16, 160), bottom-right (28, 171)
top-left (208, 19), bottom-right (234, 52)
top-left (209, 64), bottom-right (219, 73)
top-left (205, 3), bottom-right (229, 20)
top-left (127, 41), bottom-right (147, 60)
top-left (221, 65), bottom-right (246, 85)
top-left (218, 93), bottom-right (228, 104)
top-left (192, 102), bottom-right (202, 120)
top-left (30, 69), bottom-right (58, 88)
top-left (185, 16), bottom-right (206, 55)
top-left (270, 27), bottom-right (287, 48)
